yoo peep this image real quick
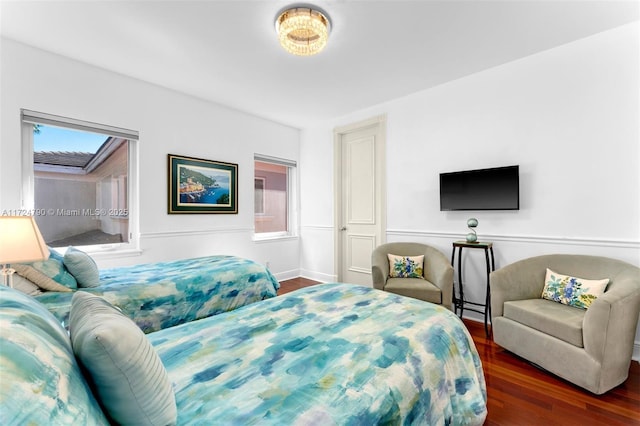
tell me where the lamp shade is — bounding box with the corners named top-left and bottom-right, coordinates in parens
top-left (0, 216), bottom-right (50, 264)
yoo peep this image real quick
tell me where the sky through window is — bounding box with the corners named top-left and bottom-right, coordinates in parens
top-left (34, 125), bottom-right (108, 153)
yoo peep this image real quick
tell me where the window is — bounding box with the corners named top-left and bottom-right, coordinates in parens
top-left (254, 155), bottom-right (297, 238)
top-left (21, 110), bottom-right (138, 252)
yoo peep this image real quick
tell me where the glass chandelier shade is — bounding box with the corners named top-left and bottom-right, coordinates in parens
top-left (276, 7), bottom-right (331, 56)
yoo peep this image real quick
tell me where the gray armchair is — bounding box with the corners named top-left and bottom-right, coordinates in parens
top-left (491, 254), bottom-right (640, 394)
top-left (371, 242), bottom-right (454, 310)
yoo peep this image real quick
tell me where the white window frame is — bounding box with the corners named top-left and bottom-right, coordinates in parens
top-left (254, 177), bottom-right (266, 215)
top-left (253, 154), bottom-right (298, 241)
top-left (21, 109), bottom-right (140, 257)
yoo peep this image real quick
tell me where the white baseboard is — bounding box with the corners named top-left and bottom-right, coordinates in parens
top-left (272, 269), bottom-right (301, 282)
top-left (298, 269), bottom-right (336, 283)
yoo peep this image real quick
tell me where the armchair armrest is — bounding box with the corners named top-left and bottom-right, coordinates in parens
top-left (583, 270), bottom-right (640, 363)
top-left (424, 250), bottom-right (454, 309)
top-left (371, 249), bottom-right (389, 290)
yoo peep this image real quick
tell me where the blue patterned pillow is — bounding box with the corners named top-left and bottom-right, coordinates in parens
top-left (0, 285), bottom-right (108, 424)
top-left (541, 268), bottom-right (609, 309)
top-left (70, 292), bottom-right (177, 425)
top-left (12, 263), bottom-right (74, 292)
top-left (387, 254), bottom-right (425, 278)
top-left (21, 248), bottom-right (77, 289)
top-left (48, 247), bottom-right (64, 262)
top-left (64, 246), bottom-right (100, 288)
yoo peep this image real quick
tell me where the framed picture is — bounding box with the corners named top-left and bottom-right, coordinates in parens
top-left (168, 154), bottom-right (238, 214)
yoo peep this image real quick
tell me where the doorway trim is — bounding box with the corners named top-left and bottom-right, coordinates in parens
top-left (333, 115), bottom-right (387, 282)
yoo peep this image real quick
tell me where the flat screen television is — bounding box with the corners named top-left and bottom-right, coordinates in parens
top-left (440, 165), bottom-right (519, 211)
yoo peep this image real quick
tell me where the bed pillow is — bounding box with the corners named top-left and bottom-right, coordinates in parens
top-left (20, 248), bottom-right (77, 290)
top-left (69, 292), bottom-right (177, 426)
top-left (47, 246), bottom-right (65, 263)
top-left (388, 254), bottom-right (425, 278)
top-left (541, 268), bottom-right (609, 309)
top-left (0, 285), bottom-right (109, 424)
top-left (10, 273), bottom-right (43, 296)
top-left (12, 264), bottom-right (73, 292)
top-left (64, 247), bottom-right (100, 288)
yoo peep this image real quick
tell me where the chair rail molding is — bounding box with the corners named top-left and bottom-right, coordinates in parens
top-left (142, 227), bottom-right (253, 239)
top-left (300, 224), bottom-right (334, 231)
top-left (387, 229), bottom-right (640, 250)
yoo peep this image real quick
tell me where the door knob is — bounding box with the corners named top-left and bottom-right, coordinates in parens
top-left (340, 226), bottom-right (347, 231)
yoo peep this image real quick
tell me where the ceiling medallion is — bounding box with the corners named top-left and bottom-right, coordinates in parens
top-left (275, 5), bottom-right (331, 56)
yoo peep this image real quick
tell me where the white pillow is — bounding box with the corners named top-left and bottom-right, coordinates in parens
top-left (541, 268), bottom-right (609, 309)
top-left (387, 254), bottom-right (424, 279)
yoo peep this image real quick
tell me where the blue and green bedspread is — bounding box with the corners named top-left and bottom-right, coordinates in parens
top-left (151, 283), bottom-right (488, 425)
top-left (34, 255), bottom-right (280, 333)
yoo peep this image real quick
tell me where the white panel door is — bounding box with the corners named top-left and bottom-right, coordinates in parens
top-left (335, 117), bottom-right (386, 286)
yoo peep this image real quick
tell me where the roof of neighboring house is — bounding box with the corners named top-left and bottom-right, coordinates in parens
top-left (34, 151), bottom-right (94, 167)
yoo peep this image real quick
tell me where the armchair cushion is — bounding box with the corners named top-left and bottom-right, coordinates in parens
top-left (541, 268), bottom-right (609, 309)
top-left (387, 254), bottom-right (424, 278)
top-left (384, 278), bottom-right (442, 304)
top-left (503, 299), bottom-right (585, 347)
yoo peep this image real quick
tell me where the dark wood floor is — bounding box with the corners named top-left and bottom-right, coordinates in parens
top-left (279, 278), bottom-right (640, 425)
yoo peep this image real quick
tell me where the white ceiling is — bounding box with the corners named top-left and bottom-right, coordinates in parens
top-left (1, 0), bottom-right (638, 129)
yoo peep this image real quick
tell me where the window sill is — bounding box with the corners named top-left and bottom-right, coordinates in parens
top-left (51, 244), bottom-right (142, 260)
top-left (88, 247), bottom-right (143, 260)
top-left (253, 234), bottom-right (298, 243)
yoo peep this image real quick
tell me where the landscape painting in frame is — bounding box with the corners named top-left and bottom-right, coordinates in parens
top-left (168, 154), bottom-right (238, 214)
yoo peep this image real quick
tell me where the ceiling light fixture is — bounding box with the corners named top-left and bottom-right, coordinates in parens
top-left (275, 5), bottom-right (331, 56)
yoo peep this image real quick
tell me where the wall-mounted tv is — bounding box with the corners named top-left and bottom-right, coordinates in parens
top-left (440, 165), bottom-right (519, 211)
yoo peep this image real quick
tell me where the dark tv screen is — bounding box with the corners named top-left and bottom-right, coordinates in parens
top-left (440, 165), bottom-right (519, 211)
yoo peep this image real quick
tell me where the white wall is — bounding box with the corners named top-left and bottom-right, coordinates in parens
top-left (0, 38), bottom-right (301, 279)
top-left (300, 23), bottom-right (640, 357)
top-left (1, 22), bottom-right (638, 356)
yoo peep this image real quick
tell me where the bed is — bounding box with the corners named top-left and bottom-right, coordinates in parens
top-left (33, 255), bottom-right (280, 333)
top-left (0, 282), bottom-right (487, 425)
top-left (153, 283), bottom-right (488, 424)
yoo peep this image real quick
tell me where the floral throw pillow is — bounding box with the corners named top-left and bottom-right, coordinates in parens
top-left (388, 254), bottom-right (424, 279)
top-left (541, 268), bottom-right (609, 309)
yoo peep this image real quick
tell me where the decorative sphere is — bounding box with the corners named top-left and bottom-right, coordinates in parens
top-left (466, 232), bottom-right (478, 243)
top-left (467, 218), bottom-right (478, 228)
